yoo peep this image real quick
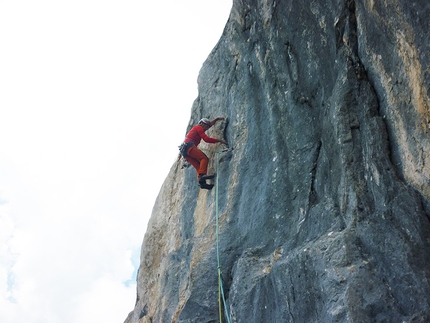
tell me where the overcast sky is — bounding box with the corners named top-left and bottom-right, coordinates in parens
top-left (0, 1), bottom-right (232, 322)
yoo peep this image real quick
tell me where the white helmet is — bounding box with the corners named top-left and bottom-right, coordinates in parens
top-left (198, 118), bottom-right (210, 126)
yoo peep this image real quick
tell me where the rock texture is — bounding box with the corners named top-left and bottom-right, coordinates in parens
top-left (126, 0), bottom-right (430, 322)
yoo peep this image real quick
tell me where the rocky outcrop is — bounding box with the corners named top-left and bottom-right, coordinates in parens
top-left (126, 0), bottom-right (430, 322)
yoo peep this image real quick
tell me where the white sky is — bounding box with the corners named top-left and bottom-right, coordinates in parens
top-left (0, 1), bottom-right (232, 322)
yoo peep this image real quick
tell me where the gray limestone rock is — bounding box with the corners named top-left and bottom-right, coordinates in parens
top-left (126, 0), bottom-right (430, 322)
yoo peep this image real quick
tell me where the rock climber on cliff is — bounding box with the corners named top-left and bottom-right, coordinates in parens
top-left (179, 117), bottom-right (228, 190)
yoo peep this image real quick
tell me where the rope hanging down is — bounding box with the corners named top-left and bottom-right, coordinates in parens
top-left (215, 149), bottom-right (232, 323)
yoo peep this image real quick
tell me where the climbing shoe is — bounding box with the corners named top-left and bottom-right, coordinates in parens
top-left (199, 182), bottom-right (214, 190)
top-left (199, 174), bottom-right (216, 183)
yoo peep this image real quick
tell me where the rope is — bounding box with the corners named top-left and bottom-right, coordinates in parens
top-left (215, 150), bottom-right (232, 323)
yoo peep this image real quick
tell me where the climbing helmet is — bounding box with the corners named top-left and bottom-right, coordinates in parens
top-left (198, 118), bottom-right (211, 126)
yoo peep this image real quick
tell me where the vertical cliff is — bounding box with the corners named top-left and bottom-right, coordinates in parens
top-left (126, 0), bottom-right (430, 322)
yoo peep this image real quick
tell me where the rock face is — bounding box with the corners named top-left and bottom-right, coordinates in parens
top-left (126, 0), bottom-right (430, 322)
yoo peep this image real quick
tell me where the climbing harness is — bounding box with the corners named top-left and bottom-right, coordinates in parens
top-left (214, 148), bottom-right (233, 323)
top-left (178, 141), bottom-right (194, 157)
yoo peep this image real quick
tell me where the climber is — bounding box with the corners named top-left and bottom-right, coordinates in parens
top-left (179, 117), bottom-right (228, 190)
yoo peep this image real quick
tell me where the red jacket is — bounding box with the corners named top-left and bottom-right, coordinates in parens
top-left (185, 125), bottom-right (217, 146)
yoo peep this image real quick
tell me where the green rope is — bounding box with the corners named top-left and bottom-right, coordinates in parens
top-left (215, 151), bottom-right (232, 323)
